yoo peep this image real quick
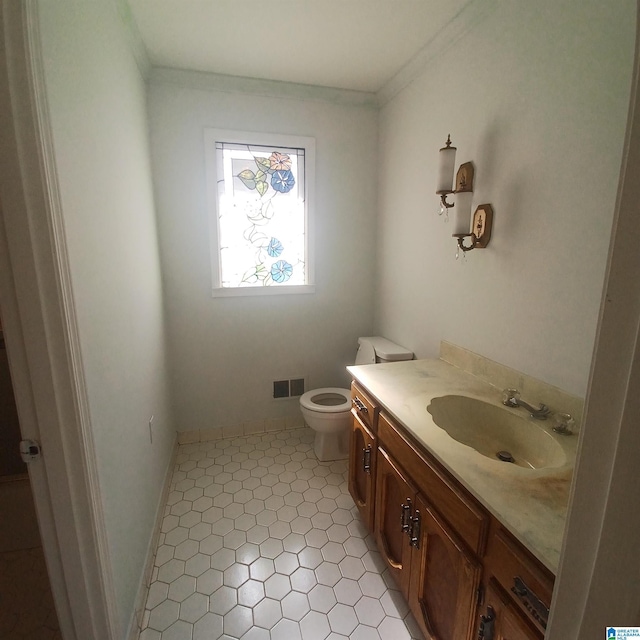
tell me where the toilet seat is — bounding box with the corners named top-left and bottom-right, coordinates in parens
top-left (299, 388), bottom-right (351, 413)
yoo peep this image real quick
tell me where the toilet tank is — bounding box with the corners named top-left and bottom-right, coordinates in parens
top-left (355, 337), bottom-right (413, 365)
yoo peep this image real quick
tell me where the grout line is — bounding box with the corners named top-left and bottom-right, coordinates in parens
top-left (138, 427), bottom-right (421, 640)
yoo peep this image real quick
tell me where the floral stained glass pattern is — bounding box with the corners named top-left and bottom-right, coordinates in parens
top-left (215, 143), bottom-right (307, 288)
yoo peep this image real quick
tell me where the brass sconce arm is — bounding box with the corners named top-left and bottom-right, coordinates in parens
top-left (438, 192), bottom-right (455, 210)
top-left (453, 233), bottom-right (480, 252)
top-left (454, 204), bottom-right (494, 252)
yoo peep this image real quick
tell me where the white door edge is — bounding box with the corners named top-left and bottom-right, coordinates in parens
top-left (0, 2), bottom-right (120, 638)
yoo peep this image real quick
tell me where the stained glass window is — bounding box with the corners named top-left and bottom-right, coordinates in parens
top-left (206, 130), bottom-right (315, 296)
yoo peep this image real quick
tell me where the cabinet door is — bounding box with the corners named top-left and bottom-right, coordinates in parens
top-left (409, 495), bottom-right (481, 640)
top-left (349, 413), bottom-right (376, 531)
top-left (477, 580), bottom-right (542, 640)
top-left (374, 447), bottom-right (415, 598)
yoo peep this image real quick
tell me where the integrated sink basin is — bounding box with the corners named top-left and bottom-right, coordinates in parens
top-left (427, 395), bottom-right (566, 469)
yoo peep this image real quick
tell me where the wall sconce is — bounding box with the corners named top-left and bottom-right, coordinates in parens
top-left (436, 135), bottom-right (493, 254)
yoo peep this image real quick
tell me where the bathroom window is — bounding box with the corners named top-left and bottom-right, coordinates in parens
top-left (205, 129), bottom-right (315, 297)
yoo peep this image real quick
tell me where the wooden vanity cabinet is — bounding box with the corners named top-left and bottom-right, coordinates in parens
top-left (349, 382), bottom-right (379, 531)
top-left (375, 412), bottom-right (485, 640)
top-left (377, 412), bottom-right (488, 556)
top-left (347, 383), bottom-right (555, 640)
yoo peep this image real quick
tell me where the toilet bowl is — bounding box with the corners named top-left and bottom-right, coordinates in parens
top-left (299, 388), bottom-right (352, 462)
top-left (300, 337), bottom-right (413, 461)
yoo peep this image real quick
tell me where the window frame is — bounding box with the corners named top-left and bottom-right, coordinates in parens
top-left (205, 128), bottom-right (316, 298)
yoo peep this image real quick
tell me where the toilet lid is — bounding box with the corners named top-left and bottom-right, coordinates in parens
top-left (300, 388), bottom-right (351, 413)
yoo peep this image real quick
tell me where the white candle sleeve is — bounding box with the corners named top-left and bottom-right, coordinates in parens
top-left (453, 191), bottom-right (473, 234)
top-left (437, 144), bottom-right (456, 193)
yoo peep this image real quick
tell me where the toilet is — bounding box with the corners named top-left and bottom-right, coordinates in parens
top-left (300, 337), bottom-right (413, 461)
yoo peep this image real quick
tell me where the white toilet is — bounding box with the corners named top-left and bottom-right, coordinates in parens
top-left (300, 337), bottom-right (413, 461)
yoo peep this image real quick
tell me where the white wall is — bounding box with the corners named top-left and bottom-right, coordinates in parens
top-left (148, 74), bottom-right (377, 433)
top-left (38, 0), bottom-right (175, 632)
top-left (376, 0), bottom-right (635, 398)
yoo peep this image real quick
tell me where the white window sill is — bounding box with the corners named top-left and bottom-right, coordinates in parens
top-left (212, 285), bottom-right (316, 298)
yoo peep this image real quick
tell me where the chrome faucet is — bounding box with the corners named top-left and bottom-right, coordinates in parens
top-left (502, 388), bottom-right (550, 420)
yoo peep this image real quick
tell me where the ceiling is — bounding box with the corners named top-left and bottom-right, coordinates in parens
top-left (127, 0), bottom-right (472, 94)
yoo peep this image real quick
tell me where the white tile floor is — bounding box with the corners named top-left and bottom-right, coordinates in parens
top-left (139, 427), bottom-right (422, 640)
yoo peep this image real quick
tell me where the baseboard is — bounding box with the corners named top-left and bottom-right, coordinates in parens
top-left (177, 414), bottom-right (305, 445)
top-left (126, 433), bottom-right (178, 640)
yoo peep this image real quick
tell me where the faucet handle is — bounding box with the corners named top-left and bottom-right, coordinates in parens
top-left (502, 388), bottom-right (521, 406)
top-left (552, 413), bottom-right (575, 435)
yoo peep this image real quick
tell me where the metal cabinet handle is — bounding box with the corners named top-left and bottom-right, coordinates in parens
top-left (363, 444), bottom-right (372, 473)
top-left (401, 498), bottom-right (412, 534)
top-left (511, 576), bottom-right (549, 628)
top-left (478, 605), bottom-right (495, 640)
top-left (352, 397), bottom-right (368, 413)
top-left (410, 510), bottom-right (421, 548)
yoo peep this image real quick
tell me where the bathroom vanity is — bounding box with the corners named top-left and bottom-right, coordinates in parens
top-left (347, 354), bottom-right (579, 640)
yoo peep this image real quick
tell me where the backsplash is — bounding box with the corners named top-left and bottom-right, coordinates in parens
top-left (440, 341), bottom-right (584, 430)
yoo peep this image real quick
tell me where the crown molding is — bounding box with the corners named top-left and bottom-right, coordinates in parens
top-left (111, 0), bottom-right (151, 79)
top-left (111, 0), bottom-right (496, 108)
top-left (376, 0), bottom-right (497, 107)
top-left (149, 66), bottom-right (378, 109)
top-left (113, 0), bottom-right (495, 109)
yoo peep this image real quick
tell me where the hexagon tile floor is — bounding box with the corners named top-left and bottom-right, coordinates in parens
top-left (138, 426), bottom-right (422, 640)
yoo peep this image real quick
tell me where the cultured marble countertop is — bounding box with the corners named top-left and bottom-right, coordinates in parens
top-left (347, 358), bottom-right (578, 574)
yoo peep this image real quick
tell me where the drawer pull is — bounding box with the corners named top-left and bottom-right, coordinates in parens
top-left (410, 510), bottom-right (421, 549)
top-left (511, 576), bottom-right (549, 629)
top-left (363, 445), bottom-right (372, 473)
top-left (401, 498), bottom-right (412, 534)
top-left (353, 397), bottom-right (368, 413)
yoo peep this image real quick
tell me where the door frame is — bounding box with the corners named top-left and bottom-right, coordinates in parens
top-left (547, 4), bottom-right (640, 634)
top-left (0, 3), bottom-right (119, 638)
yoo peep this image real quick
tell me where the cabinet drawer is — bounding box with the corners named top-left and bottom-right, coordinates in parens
top-left (378, 412), bottom-right (488, 556)
top-left (351, 381), bottom-right (378, 431)
top-left (482, 578), bottom-right (543, 640)
top-left (486, 527), bottom-right (554, 633)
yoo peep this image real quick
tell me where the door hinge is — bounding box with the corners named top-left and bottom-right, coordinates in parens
top-left (401, 498), bottom-right (412, 534)
top-left (19, 439), bottom-right (42, 463)
top-left (410, 510), bottom-right (421, 549)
